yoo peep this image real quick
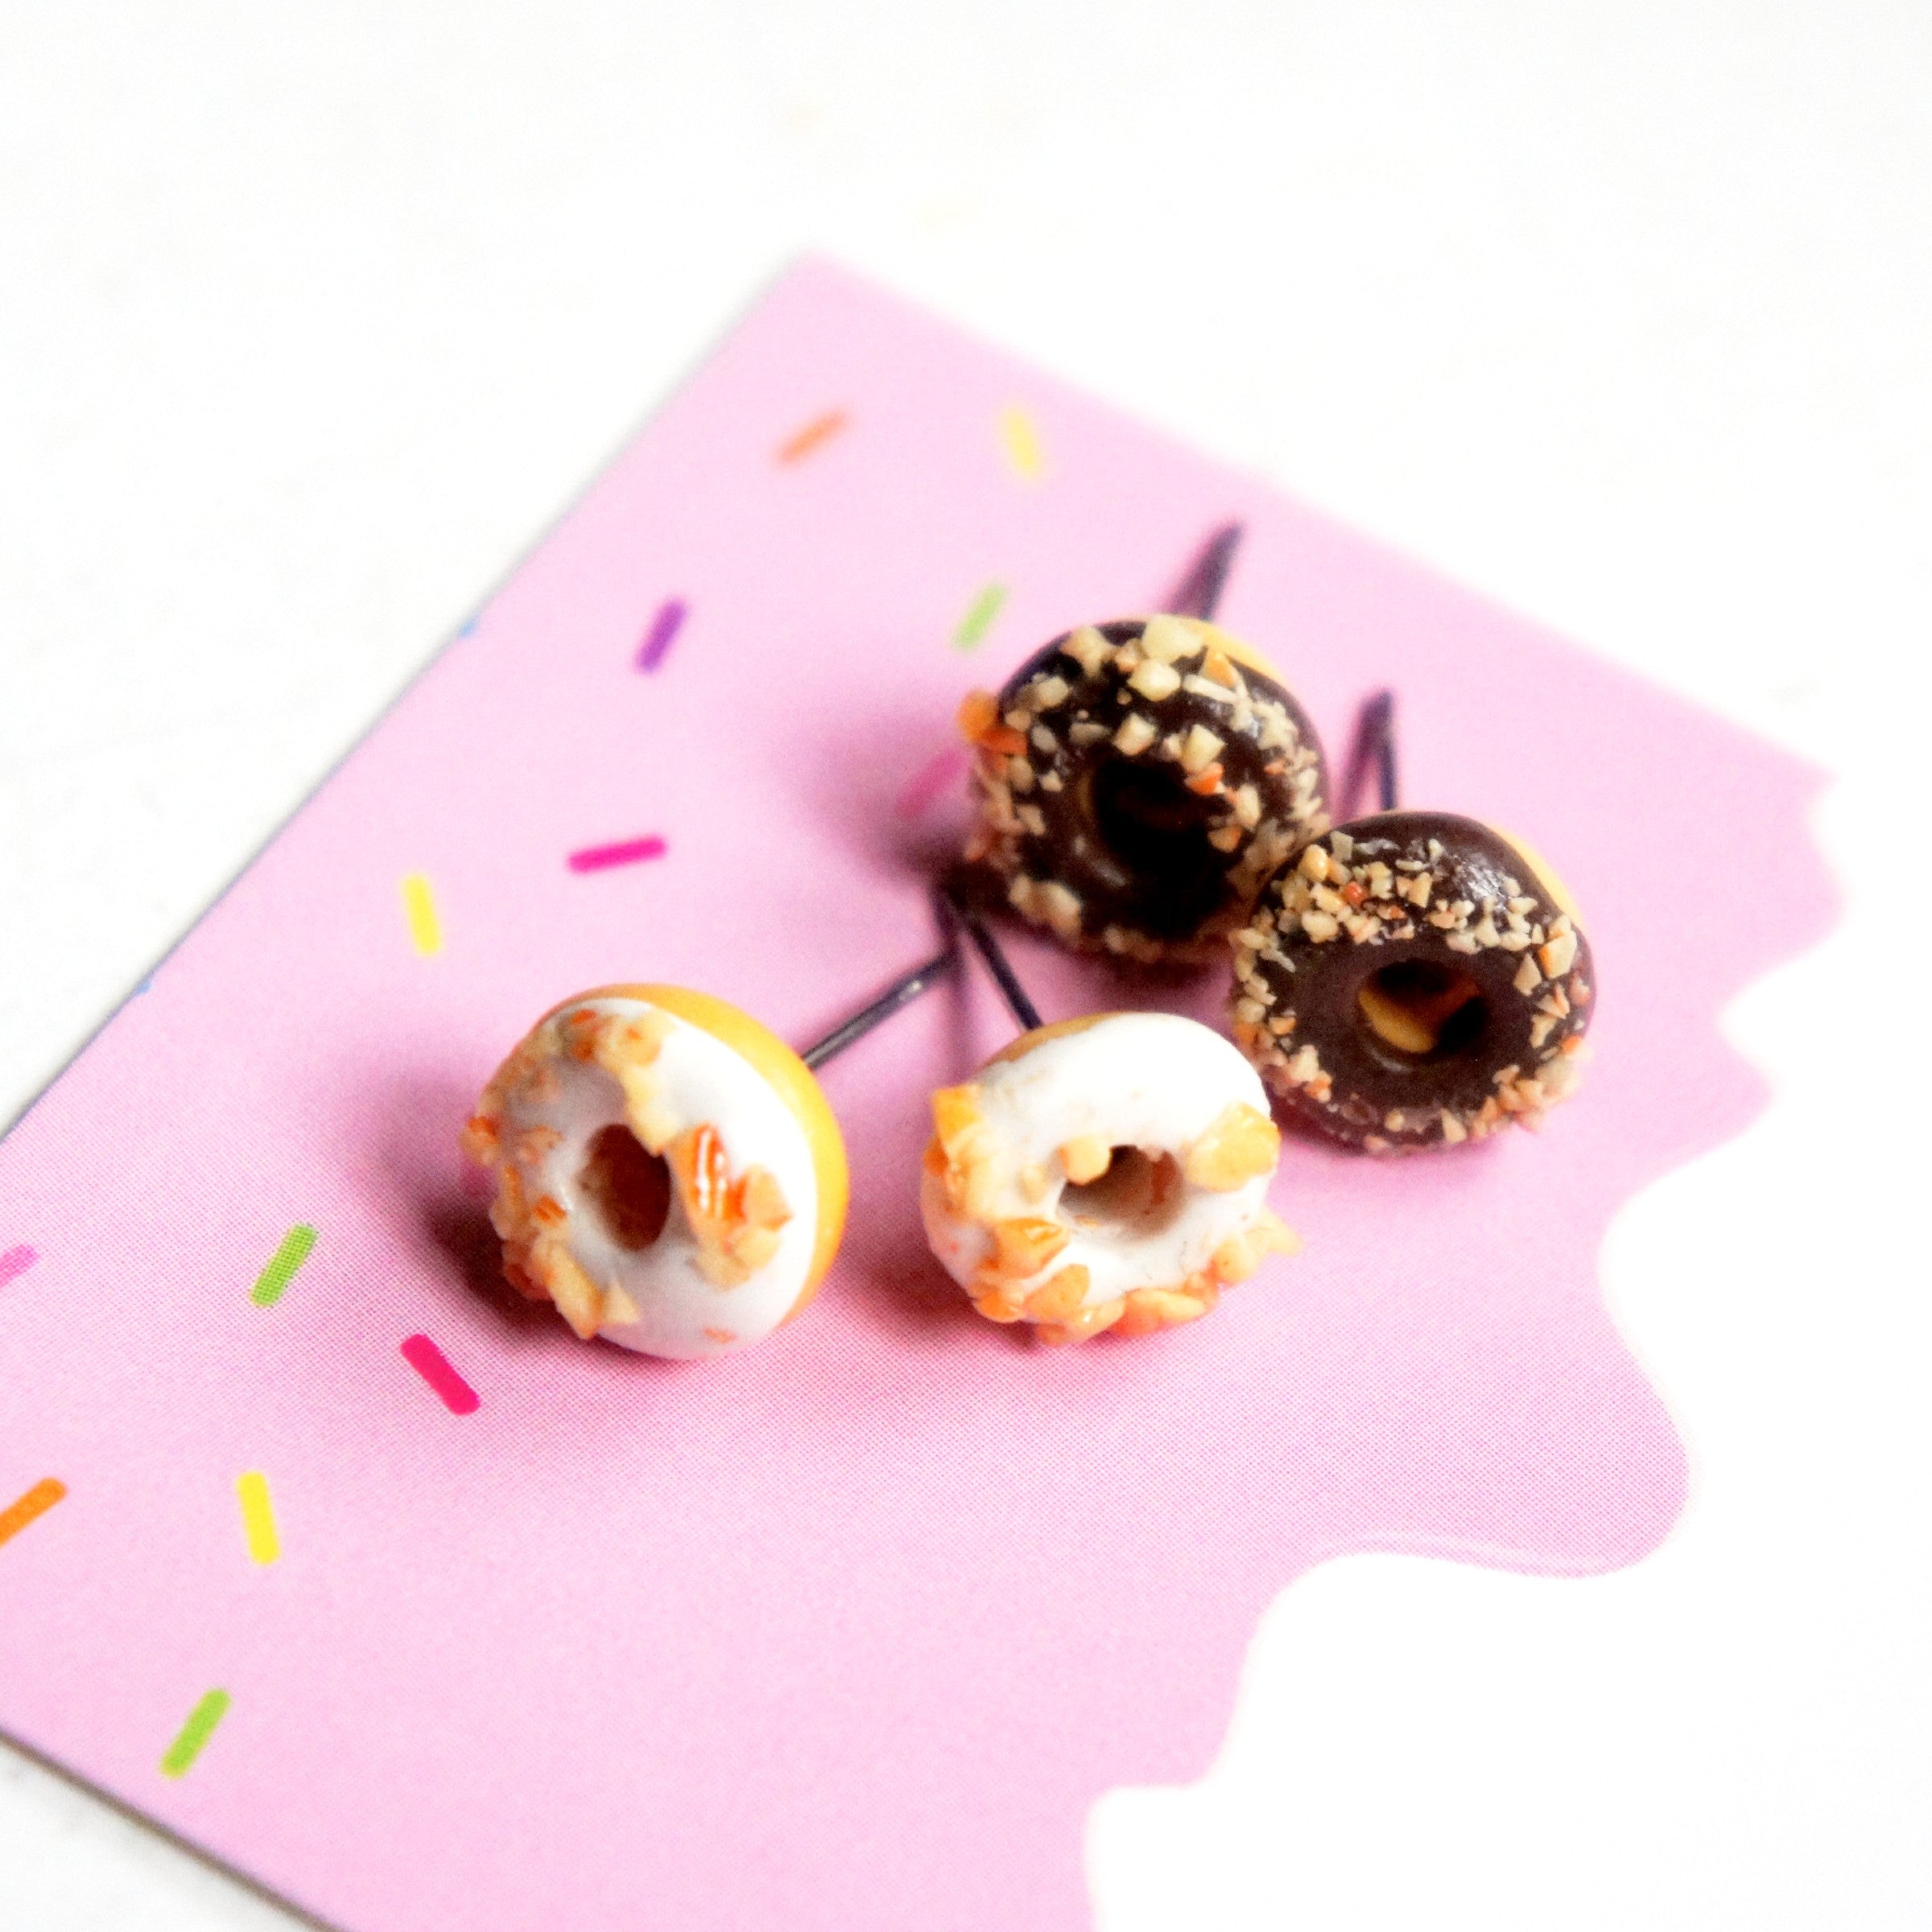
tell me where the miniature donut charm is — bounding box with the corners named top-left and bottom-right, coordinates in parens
top-left (462, 985), bottom-right (849, 1357)
top-left (920, 1011), bottom-right (1298, 1344)
top-left (959, 616), bottom-right (1330, 964)
top-left (1230, 811), bottom-right (1596, 1151)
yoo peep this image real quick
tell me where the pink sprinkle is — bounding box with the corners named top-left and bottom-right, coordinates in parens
top-left (635, 598), bottom-right (688, 674)
top-left (400, 1334), bottom-right (480, 1414)
top-left (896, 746), bottom-right (969, 819)
top-left (0, 1245), bottom-right (37, 1291)
top-left (568, 836), bottom-right (667, 874)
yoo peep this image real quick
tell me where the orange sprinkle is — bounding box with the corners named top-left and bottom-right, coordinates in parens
top-left (0, 1478), bottom-right (65, 1550)
top-left (776, 408), bottom-right (849, 465)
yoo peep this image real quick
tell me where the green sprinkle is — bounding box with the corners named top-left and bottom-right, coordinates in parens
top-left (159, 1690), bottom-right (230, 1777)
top-left (952, 582), bottom-right (1008, 650)
top-left (251, 1224), bottom-right (316, 1308)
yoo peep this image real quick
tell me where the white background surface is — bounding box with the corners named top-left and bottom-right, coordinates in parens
top-left (3, 4), bottom-right (1929, 1925)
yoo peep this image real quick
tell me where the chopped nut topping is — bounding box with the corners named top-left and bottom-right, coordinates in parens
top-left (1179, 724), bottom-right (1225, 774)
top-left (1026, 1265), bottom-right (1092, 1323)
top-left (1059, 1134), bottom-right (1112, 1185)
top-left (1036, 878), bottom-right (1081, 932)
top-left (1062, 625), bottom-right (1112, 675)
top-left (1138, 614), bottom-right (1198, 663)
top-left (1538, 929), bottom-right (1579, 978)
top-left (1129, 658), bottom-right (1182, 702)
top-left (1184, 1101), bottom-right (1282, 1190)
top-left (1183, 674), bottom-right (1236, 704)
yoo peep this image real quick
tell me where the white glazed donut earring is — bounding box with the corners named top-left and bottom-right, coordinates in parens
top-left (920, 894), bottom-right (1298, 1346)
top-left (462, 939), bottom-right (956, 1359)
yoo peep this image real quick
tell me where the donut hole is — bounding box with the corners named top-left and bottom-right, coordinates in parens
top-left (579, 1123), bottom-right (672, 1250)
top-left (1088, 761), bottom-right (1227, 934)
top-left (1356, 961), bottom-right (1487, 1062)
top-left (1061, 1146), bottom-right (1187, 1241)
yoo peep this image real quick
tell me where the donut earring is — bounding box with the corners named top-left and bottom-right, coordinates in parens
top-left (1229, 690), bottom-right (1597, 1151)
top-left (957, 524), bottom-right (1333, 965)
top-left (462, 935), bottom-right (958, 1357)
top-left (921, 893), bottom-right (1298, 1346)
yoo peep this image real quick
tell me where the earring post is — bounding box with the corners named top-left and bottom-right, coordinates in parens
top-left (943, 889), bottom-right (1044, 1035)
top-left (1166, 521), bottom-right (1245, 623)
top-left (800, 943), bottom-right (959, 1069)
top-left (1341, 688), bottom-right (1398, 818)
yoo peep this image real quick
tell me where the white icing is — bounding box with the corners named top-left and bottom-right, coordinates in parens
top-left (500, 997), bottom-right (819, 1360)
top-left (921, 1012), bottom-right (1276, 1311)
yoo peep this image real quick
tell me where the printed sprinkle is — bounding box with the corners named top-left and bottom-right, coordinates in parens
top-left (776, 408), bottom-right (848, 465)
top-left (251, 1225), bottom-right (316, 1308)
top-left (952, 583), bottom-right (1009, 651)
top-left (896, 745), bottom-right (971, 819)
top-left (568, 836), bottom-right (667, 874)
top-left (636, 598), bottom-right (688, 674)
top-left (998, 405), bottom-right (1046, 481)
top-left (236, 1472), bottom-right (280, 1566)
top-left (401, 1334), bottom-right (481, 1414)
top-left (0, 1244), bottom-right (37, 1290)
top-left (401, 873), bottom-right (443, 956)
top-left (159, 1690), bottom-right (230, 1778)
top-left (0, 1478), bottom-right (66, 1552)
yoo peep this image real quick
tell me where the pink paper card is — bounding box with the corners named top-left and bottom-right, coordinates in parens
top-left (0, 260), bottom-right (1831, 1930)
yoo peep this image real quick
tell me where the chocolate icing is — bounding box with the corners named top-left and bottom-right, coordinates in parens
top-left (1230, 811), bottom-right (1596, 1150)
top-left (960, 618), bottom-right (1330, 964)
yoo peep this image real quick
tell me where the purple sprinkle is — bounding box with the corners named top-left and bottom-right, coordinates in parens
top-left (568, 836), bottom-right (668, 874)
top-left (636, 598), bottom-right (688, 674)
top-left (0, 1245), bottom-right (39, 1291)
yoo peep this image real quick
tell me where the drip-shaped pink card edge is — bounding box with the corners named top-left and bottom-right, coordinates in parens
top-left (0, 258), bottom-right (1839, 1932)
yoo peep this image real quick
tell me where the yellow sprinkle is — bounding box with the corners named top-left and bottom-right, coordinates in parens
top-left (400, 873), bottom-right (442, 956)
top-left (236, 1471), bottom-right (279, 1566)
top-left (998, 405), bottom-right (1045, 482)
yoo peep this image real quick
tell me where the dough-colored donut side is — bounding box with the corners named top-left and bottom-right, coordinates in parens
top-left (463, 985), bottom-right (848, 1357)
top-left (920, 1010), bottom-right (1298, 1344)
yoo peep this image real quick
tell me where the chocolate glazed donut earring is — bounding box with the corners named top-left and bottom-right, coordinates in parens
top-left (1229, 691), bottom-right (1598, 1152)
top-left (921, 891), bottom-right (1298, 1346)
top-left (461, 927), bottom-right (961, 1358)
top-left (956, 524), bottom-right (1334, 966)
